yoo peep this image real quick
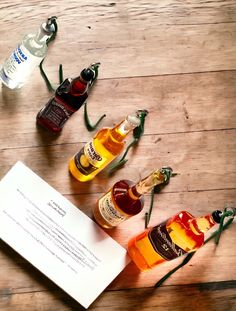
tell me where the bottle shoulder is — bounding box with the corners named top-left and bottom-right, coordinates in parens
top-left (111, 179), bottom-right (144, 215)
top-left (94, 128), bottom-right (125, 155)
top-left (94, 127), bottom-right (109, 137)
top-left (21, 34), bottom-right (47, 57)
top-left (166, 211), bottom-right (204, 250)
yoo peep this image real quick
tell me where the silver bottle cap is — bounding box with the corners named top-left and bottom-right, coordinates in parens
top-left (41, 16), bottom-right (57, 35)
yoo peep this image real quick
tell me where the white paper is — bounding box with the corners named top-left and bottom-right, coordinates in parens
top-left (0, 162), bottom-right (129, 309)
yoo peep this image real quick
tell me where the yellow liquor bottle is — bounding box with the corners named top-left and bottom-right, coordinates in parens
top-left (69, 112), bottom-right (141, 182)
top-left (93, 167), bottom-right (173, 228)
top-left (127, 210), bottom-right (222, 271)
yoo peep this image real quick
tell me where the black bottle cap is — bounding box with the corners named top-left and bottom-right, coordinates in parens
top-left (212, 210), bottom-right (223, 223)
top-left (80, 68), bottom-right (94, 82)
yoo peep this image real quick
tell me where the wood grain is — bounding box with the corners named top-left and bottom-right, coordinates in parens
top-left (1, 129), bottom-right (235, 195)
top-left (1, 1), bottom-right (236, 79)
top-left (0, 1), bottom-right (236, 310)
top-left (1, 71), bottom-right (236, 149)
top-left (1, 282), bottom-right (236, 311)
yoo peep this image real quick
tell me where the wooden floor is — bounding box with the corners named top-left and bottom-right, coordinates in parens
top-left (1, 1), bottom-right (236, 310)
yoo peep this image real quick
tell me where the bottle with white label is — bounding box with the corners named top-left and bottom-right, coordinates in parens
top-left (69, 112), bottom-right (141, 182)
top-left (0, 16), bottom-right (57, 89)
top-left (128, 210), bottom-right (223, 271)
top-left (93, 167), bottom-right (173, 228)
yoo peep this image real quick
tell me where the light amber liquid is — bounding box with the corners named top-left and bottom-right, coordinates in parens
top-left (127, 211), bottom-right (204, 271)
top-left (69, 127), bottom-right (125, 182)
top-left (93, 192), bottom-right (130, 229)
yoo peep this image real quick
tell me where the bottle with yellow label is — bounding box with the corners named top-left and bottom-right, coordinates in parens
top-left (69, 112), bottom-right (141, 182)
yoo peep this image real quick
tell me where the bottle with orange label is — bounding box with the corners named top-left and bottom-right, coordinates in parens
top-left (127, 209), bottom-right (223, 271)
top-left (93, 167), bottom-right (173, 228)
top-left (69, 112), bottom-right (141, 182)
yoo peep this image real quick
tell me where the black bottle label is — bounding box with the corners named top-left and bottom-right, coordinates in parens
top-left (148, 222), bottom-right (186, 260)
top-left (74, 141), bottom-right (104, 176)
top-left (39, 97), bottom-right (74, 129)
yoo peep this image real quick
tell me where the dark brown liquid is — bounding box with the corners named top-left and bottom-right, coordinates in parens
top-left (112, 180), bottom-right (144, 215)
top-left (93, 180), bottom-right (144, 228)
top-left (36, 78), bottom-right (88, 133)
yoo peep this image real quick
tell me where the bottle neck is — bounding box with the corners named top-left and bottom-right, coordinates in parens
top-left (70, 77), bottom-right (88, 96)
top-left (110, 114), bottom-right (141, 143)
top-left (32, 18), bottom-right (56, 47)
top-left (34, 29), bottom-right (51, 45)
top-left (31, 24), bottom-right (53, 49)
top-left (128, 185), bottom-right (142, 200)
top-left (189, 214), bottom-right (217, 235)
top-left (129, 169), bottom-right (168, 199)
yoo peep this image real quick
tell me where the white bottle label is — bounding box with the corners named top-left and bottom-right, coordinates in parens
top-left (3, 44), bottom-right (42, 82)
top-left (98, 190), bottom-right (128, 226)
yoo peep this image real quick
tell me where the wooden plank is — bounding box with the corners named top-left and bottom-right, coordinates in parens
top-left (1, 0), bottom-right (236, 27)
top-left (0, 71), bottom-right (236, 149)
top-left (0, 282), bottom-right (236, 311)
top-left (0, 2), bottom-right (236, 79)
top-left (89, 282), bottom-right (236, 311)
top-left (0, 129), bottom-right (235, 194)
top-left (0, 190), bottom-right (235, 291)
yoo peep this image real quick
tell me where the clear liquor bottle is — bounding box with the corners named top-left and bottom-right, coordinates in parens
top-left (69, 112), bottom-right (141, 182)
top-left (0, 17), bottom-right (56, 89)
top-left (93, 167), bottom-right (173, 228)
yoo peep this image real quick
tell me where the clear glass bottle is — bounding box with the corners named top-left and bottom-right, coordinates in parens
top-left (69, 112), bottom-right (141, 182)
top-left (127, 210), bottom-right (222, 271)
top-left (0, 17), bottom-right (56, 89)
top-left (93, 167), bottom-right (173, 228)
top-left (36, 63), bottom-right (99, 133)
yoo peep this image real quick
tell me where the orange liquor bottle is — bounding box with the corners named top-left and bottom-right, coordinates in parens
top-left (127, 210), bottom-right (222, 271)
top-left (93, 167), bottom-right (173, 228)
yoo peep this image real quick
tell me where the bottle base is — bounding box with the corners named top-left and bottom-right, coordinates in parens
top-left (0, 67), bottom-right (24, 89)
top-left (68, 158), bottom-right (94, 182)
top-left (127, 238), bottom-right (152, 271)
top-left (93, 206), bottom-right (114, 229)
top-left (36, 114), bottom-right (62, 134)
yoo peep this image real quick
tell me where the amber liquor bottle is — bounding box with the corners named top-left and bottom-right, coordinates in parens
top-left (36, 64), bottom-right (98, 133)
top-left (93, 167), bottom-right (173, 228)
top-left (127, 210), bottom-right (222, 271)
top-left (69, 112), bottom-right (141, 182)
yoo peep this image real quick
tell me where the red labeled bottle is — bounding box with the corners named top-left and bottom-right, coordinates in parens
top-left (127, 210), bottom-right (222, 271)
top-left (93, 167), bottom-right (173, 228)
top-left (36, 63), bottom-right (99, 133)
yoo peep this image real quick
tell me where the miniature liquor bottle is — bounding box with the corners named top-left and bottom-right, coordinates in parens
top-left (36, 63), bottom-right (99, 133)
top-left (93, 167), bottom-right (173, 228)
top-left (0, 17), bottom-right (56, 89)
top-left (128, 210), bottom-right (222, 271)
top-left (69, 112), bottom-right (141, 182)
